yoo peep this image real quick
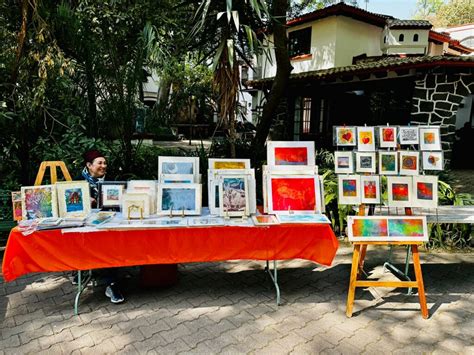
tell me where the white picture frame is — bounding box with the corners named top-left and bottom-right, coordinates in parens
top-left (335, 126), bottom-right (357, 146)
top-left (338, 175), bottom-right (361, 205)
top-left (21, 184), bottom-right (58, 220)
top-left (218, 174), bottom-right (250, 217)
top-left (379, 151), bottom-right (398, 175)
top-left (399, 151), bottom-right (420, 175)
top-left (422, 151), bottom-right (444, 171)
top-left (208, 158), bottom-right (251, 170)
top-left (160, 174), bottom-right (194, 183)
top-left (413, 175), bottom-right (438, 208)
top-left (98, 181), bottom-right (127, 209)
top-left (188, 216), bottom-right (226, 227)
top-left (267, 141), bottom-right (315, 167)
top-left (158, 156), bottom-right (199, 183)
top-left (122, 193), bottom-right (151, 219)
top-left (263, 164), bottom-right (318, 175)
top-left (360, 175), bottom-right (381, 204)
top-left (378, 126), bottom-right (397, 148)
top-left (419, 126), bottom-right (442, 151)
top-left (251, 214), bottom-right (280, 225)
top-left (56, 181), bottom-right (91, 218)
top-left (357, 126), bottom-right (376, 151)
top-left (157, 183), bottom-right (201, 216)
top-left (399, 126), bottom-right (419, 145)
top-left (334, 151), bottom-right (354, 174)
top-left (355, 152), bottom-right (377, 173)
top-left (387, 176), bottom-right (413, 208)
top-left (127, 180), bottom-right (157, 214)
top-left (276, 214), bottom-right (331, 224)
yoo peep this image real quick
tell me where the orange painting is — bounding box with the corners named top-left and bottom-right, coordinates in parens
top-left (274, 147), bottom-right (308, 165)
top-left (270, 178), bottom-right (316, 211)
top-left (359, 131), bottom-right (373, 145)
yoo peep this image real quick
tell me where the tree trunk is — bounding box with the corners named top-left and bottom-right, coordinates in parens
top-left (252, 0), bottom-right (292, 154)
top-left (85, 53), bottom-right (97, 137)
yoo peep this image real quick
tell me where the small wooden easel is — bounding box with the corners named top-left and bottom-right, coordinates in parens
top-left (34, 161), bottom-right (72, 186)
top-left (346, 205), bottom-right (429, 319)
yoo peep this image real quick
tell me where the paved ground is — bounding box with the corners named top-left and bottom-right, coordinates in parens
top-left (1, 243), bottom-right (472, 354)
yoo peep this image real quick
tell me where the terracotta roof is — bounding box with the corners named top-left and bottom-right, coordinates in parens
top-left (249, 56), bottom-right (474, 88)
top-left (287, 2), bottom-right (393, 28)
top-left (430, 30), bottom-right (473, 53)
top-left (386, 19), bottom-right (432, 29)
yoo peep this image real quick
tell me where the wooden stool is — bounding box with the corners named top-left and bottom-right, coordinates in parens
top-left (34, 161), bottom-right (72, 185)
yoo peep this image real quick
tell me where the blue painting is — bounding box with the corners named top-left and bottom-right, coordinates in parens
top-left (162, 162), bottom-right (193, 174)
top-left (162, 188), bottom-right (196, 211)
top-left (64, 188), bottom-right (84, 212)
top-left (222, 177), bottom-right (246, 212)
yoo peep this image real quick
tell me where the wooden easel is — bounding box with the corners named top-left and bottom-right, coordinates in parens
top-left (346, 205), bottom-right (429, 319)
top-left (34, 161), bottom-right (72, 186)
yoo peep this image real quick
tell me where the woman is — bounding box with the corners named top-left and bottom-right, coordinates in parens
top-left (79, 149), bottom-right (125, 304)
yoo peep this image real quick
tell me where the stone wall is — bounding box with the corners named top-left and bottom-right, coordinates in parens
top-left (410, 70), bottom-right (474, 166)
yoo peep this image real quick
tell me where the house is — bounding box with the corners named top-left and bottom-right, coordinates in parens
top-left (248, 2), bottom-right (473, 167)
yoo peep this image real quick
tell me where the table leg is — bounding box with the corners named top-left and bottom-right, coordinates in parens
top-left (411, 245), bottom-right (429, 319)
top-left (346, 244), bottom-right (361, 318)
top-left (358, 244), bottom-right (367, 276)
top-left (265, 260), bottom-right (281, 306)
top-left (74, 270), bottom-right (92, 316)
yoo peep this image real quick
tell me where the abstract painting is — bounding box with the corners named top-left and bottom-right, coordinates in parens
top-left (209, 158), bottom-right (250, 170)
top-left (276, 213), bottom-right (330, 224)
top-left (387, 176), bottom-right (412, 207)
top-left (334, 151), bottom-right (354, 174)
top-left (335, 126), bottom-right (356, 146)
top-left (251, 214), bottom-right (279, 225)
top-left (267, 141), bottom-right (315, 167)
top-left (21, 185), bottom-right (58, 220)
top-left (413, 175), bottom-right (438, 208)
top-left (379, 126), bottom-right (397, 148)
top-left (351, 218), bottom-right (388, 237)
top-left (347, 216), bottom-right (428, 241)
top-left (387, 218), bottom-right (426, 238)
top-left (379, 152), bottom-right (398, 175)
top-left (338, 175), bottom-right (361, 205)
top-left (98, 181), bottom-right (127, 209)
top-left (422, 151), bottom-right (443, 171)
top-left (399, 151), bottom-right (419, 175)
top-left (360, 176), bottom-right (380, 204)
top-left (419, 126), bottom-right (442, 151)
top-left (355, 152), bottom-right (376, 173)
top-left (158, 156), bottom-right (199, 183)
top-left (11, 191), bottom-right (22, 221)
top-left (357, 126), bottom-right (375, 151)
top-left (219, 176), bottom-right (249, 217)
top-left (399, 126), bottom-right (419, 145)
top-left (158, 183), bottom-right (201, 216)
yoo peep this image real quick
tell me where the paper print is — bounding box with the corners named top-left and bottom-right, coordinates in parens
top-left (334, 151), bottom-right (353, 174)
top-left (399, 127), bottom-right (419, 145)
top-left (270, 177), bottom-right (316, 211)
top-left (379, 126), bottom-right (397, 148)
top-left (22, 186), bottom-right (56, 220)
top-left (413, 176), bottom-right (438, 208)
top-left (422, 151), bottom-right (443, 170)
top-left (392, 183), bottom-right (410, 201)
top-left (64, 188), bottom-right (84, 213)
top-left (380, 153), bottom-right (397, 174)
top-left (399, 151), bottom-right (419, 175)
top-left (214, 161), bottom-right (246, 169)
top-left (274, 147), bottom-right (308, 165)
top-left (336, 127), bottom-right (356, 146)
top-left (162, 162), bottom-right (194, 174)
top-left (352, 218), bottom-right (388, 237)
top-left (419, 127), bottom-right (442, 151)
top-left (267, 141), bottom-right (315, 167)
top-left (221, 177), bottom-right (247, 213)
top-left (162, 188), bottom-right (196, 211)
top-left (276, 214), bottom-right (330, 224)
top-left (388, 218), bottom-right (425, 237)
top-left (342, 179), bottom-right (358, 197)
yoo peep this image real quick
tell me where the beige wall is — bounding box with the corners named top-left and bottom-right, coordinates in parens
top-left (381, 28), bottom-right (429, 55)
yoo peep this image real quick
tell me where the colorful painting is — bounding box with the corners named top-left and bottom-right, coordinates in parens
top-left (392, 183), bottom-right (409, 201)
top-left (162, 188), bottom-right (196, 211)
top-left (422, 151), bottom-right (443, 171)
top-left (64, 188), bottom-right (84, 213)
top-left (276, 213), bottom-right (330, 224)
top-left (98, 181), bottom-right (127, 209)
top-left (209, 158), bottom-right (250, 170)
top-left (387, 176), bottom-right (412, 207)
top-left (402, 156), bottom-right (417, 170)
top-left (11, 191), bottom-right (22, 221)
top-left (388, 219), bottom-right (425, 237)
top-left (356, 152), bottom-right (376, 173)
top-left (379, 152), bottom-right (398, 174)
top-left (336, 127), bottom-right (356, 146)
top-left (343, 179), bottom-right (357, 197)
top-left (399, 126), bottom-right (419, 145)
top-left (252, 214), bottom-right (279, 225)
top-left (347, 216), bottom-right (428, 241)
top-left (416, 182), bottom-right (433, 200)
top-left (419, 127), bottom-right (442, 151)
top-left (267, 141), bottom-right (315, 167)
top-left (360, 176), bottom-right (380, 204)
top-left (221, 177), bottom-right (247, 214)
top-left (21, 185), bottom-right (57, 220)
top-left (334, 151), bottom-right (353, 174)
top-left (338, 156), bottom-right (350, 168)
top-left (413, 176), bottom-right (438, 208)
top-left (352, 218), bottom-right (388, 237)
top-left (379, 126), bottom-right (397, 148)
top-left (357, 127), bottom-right (375, 151)
top-left (399, 151), bottom-right (419, 175)
top-left (270, 177), bottom-right (316, 211)
top-left (274, 147), bottom-right (308, 165)
top-left (338, 175), bottom-right (361, 205)
top-left (363, 181), bottom-right (376, 199)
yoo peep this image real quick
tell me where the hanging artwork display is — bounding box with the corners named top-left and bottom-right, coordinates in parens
top-left (378, 151), bottom-right (398, 175)
top-left (419, 126), bottom-right (442, 151)
top-left (56, 181), bottom-right (91, 218)
top-left (267, 175), bottom-right (321, 214)
top-left (387, 176), bottom-right (413, 207)
top-left (218, 175), bottom-right (250, 217)
top-left (208, 158), bottom-right (251, 170)
top-left (335, 126), bottom-right (357, 146)
top-left (421, 151), bottom-right (443, 171)
top-left (360, 175), bottom-right (381, 204)
top-left (378, 126), bottom-right (397, 148)
top-left (399, 126), bottom-right (419, 145)
top-left (355, 152), bottom-right (377, 173)
top-left (399, 151), bottom-right (419, 175)
top-left (337, 175), bottom-right (361, 205)
top-left (157, 183), bottom-right (201, 216)
top-left (21, 185), bottom-right (58, 220)
top-left (347, 216), bottom-right (428, 242)
top-left (158, 156), bottom-right (199, 183)
top-left (122, 193), bottom-right (151, 219)
top-left (11, 191), bottom-right (22, 221)
top-left (98, 181), bottom-right (127, 210)
top-left (413, 175), bottom-right (438, 208)
top-left (356, 126), bottom-right (375, 151)
top-left (334, 151), bottom-right (354, 174)
top-left (267, 141), bottom-right (315, 166)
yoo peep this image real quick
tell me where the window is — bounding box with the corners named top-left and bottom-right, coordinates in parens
top-left (302, 98), bottom-right (312, 134)
top-left (399, 34), bottom-right (404, 42)
top-left (413, 34), bottom-right (419, 42)
top-left (289, 27), bottom-right (311, 57)
top-left (383, 36), bottom-right (387, 44)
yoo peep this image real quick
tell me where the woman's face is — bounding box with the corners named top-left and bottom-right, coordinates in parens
top-left (87, 157), bottom-right (107, 178)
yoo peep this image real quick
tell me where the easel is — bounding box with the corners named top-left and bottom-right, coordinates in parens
top-left (346, 204), bottom-right (429, 319)
top-left (34, 161), bottom-right (72, 185)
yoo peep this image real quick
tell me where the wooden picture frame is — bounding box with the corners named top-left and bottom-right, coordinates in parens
top-left (157, 183), bottom-right (201, 216)
top-left (357, 126), bottom-right (376, 151)
top-left (21, 185), bottom-right (58, 220)
top-left (399, 151), bottom-right (420, 175)
top-left (122, 193), bottom-right (151, 219)
top-left (208, 158), bottom-right (251, 170)
top-left (422, 151), bottom-right (444, 171)
top-left (267, 141), bottom-right (315, 167)
top-left (335, 126), bottom-right (357, 146)
top-left (56, 181), bottom-right (91, 218)
top-left (379, 151), bottom-right (398, 175)
top-left (413, 175), bottom-right (438, 208)
top-left (399, 126), bottom-right (419, 145)
top-left (158, 156), bottom-right (199, 183)
top-left (387, 176), bottom-right (413, 207)
top-left (98, 181), bottom-right (127, 210)
top-left (338, 175), bottom-right (361, 205)
top-left (218, 174), bottom-right (250, 217)
top-left (355, 152), bottom-right (377, 173)
top-left (378, 126), bottom-right (397, 148)
top-left (334, 151), bottom-right (354, 174)
top-left (347, 215), bottom-right (428, 242)
top-left (360, 175), bottom-right (381, 204)
top-left (419, 126), bottom-right (442, 151)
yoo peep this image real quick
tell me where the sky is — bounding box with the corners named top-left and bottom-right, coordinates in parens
top-left (363, 0), bottom-right (419, 20)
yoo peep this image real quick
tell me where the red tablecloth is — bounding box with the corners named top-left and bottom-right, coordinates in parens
top-left (2, 224), bottom-right (338, 282)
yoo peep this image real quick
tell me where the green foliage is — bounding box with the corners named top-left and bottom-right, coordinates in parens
top-left (413, 0), bottom-right (473, 27)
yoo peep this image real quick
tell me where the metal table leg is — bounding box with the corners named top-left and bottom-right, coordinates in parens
top-left (265, 260), bottom-right (281, 306)
top-left (74, 270), bottom-right (92, 315)
top-left (383, 246), bottom-right (413, 295)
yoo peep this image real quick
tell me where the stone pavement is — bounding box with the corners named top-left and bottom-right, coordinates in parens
top-left (1, 243), bottom-right (473, 354)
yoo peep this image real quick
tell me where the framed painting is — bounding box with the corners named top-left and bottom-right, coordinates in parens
top-left (267, 175), bottom-right (321, 214)
top-left (127, 180), bottom-right (157, 214)
top-left (378, 151), bottom-right (398, 175)
top-left (251, 214), bottom-right (279, 226)
top-left (347, 216), bottom-right (428, 242)
top-left (338, 175), bottom-right (361, 205)
top-left (158, 156), bottom-right (199, 183)
top-left (422, 151), bottom-right (444, 171)
top-left (276, 213), bottom-right (330, 224)
top-left (357, 126), bottom-right (375, 151)
top-left (98, 181), bottom-right (127, 210)
top-left (160, 174), bottom-right (194, 183)
top-left (208, 158), bottom-right (250, 170)
top-left (267, 141), bottom-right (315, 167)
top-left (413, 175), bottom-right (438, 208)
top-left (419, 126), bottom-right (442, 151)
top-left (335, 126), bottom-right (357, 146)
top-left (355, 152), bottom-right (376, 173)
top-left (399, 126), bottom-right (419, 145)
top-left (11, 191), bottom-right (22, 221)
top-left (399, 151), bottom-right (419, 175)
top-left (360, 175), bottom-right (381, 204)
top-left (218, 175), bottom-right (250, 217)
top-left (157, 183), bottom-right (201, 216)
top-left (21, 185), bottom-right (58, 220)
top-left (56, 181), bottom-right (91, 218)
top-left (387, 176), bottom-right (413, 207)
top-left (122, 193), bottom-right (151, 219)
top-left (378, 126), bottom-right (397, 148)
top-left (334, 151), bottom-right (354, 174)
